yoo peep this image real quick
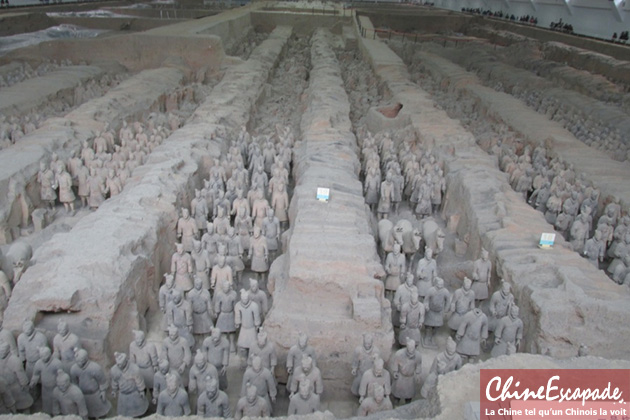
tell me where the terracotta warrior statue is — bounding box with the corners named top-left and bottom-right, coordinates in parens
top-left (30, 346), bottom-right (63, 415)
top-left (234, 383), bottom-right (269, 420)
top-left (55, 164), bottom-right (76, 214)
top-left (286, 333), bottom-right (317, 392)
top-left (157, 372), bottom-right (190, 416)
top-left (377, 172), bottom-right (395, 220)
top-left (240, 355), bottom-right (276, 413)
top-left (384, 243), bottom-right (406, 300)
top-left (17, 320), bottom-right (47, 378)
top-left (491, 304), bottom-right (523, 357)
top-left (447, 277), bottom-right (475, 332)
top-left (390, 339), bottom-right (422, 405)
top-left (393, 273), bottom-right (418, 328)
top-left (225, 227), bottom-right (245, 288)
top-left (159, 273), bottom-right (176, 331)
top-left (0, 340), bottom-right (32, 412)
top-left (471, 249), bottom-right (491, 300)
top-left (235, 289), bottom-right (261, 367)
top-left (364, 166), bottom-right (380, 213)
top-left (584, 230), bottom-right (605, 268)
top-left (70, 349), bottom-right (111, 419)
top-left (187, 276), bottom-right (214, 342)
top-left (38, 161), bottom-right (57, 209)
top-left (0, 376), bottom-right (16, 414)
top-left (248, 330), bottom-right (277, 373)
top-left (86, 167), bottom-right (106, 210)
top-left (167, 289), bottom-right (194, 347)
top-left (288, 378), bottom-right (321, 415)
top-left (234, 206), bottom-right (253, 253)
top-left (423, 277), bottom-right (450, 348)
top-left (262, 208), bottom-right (281, 262)
top-left (488, 281), bottom-right (514, 332)
top-left (75, 161), bottom-right (90, 208)
top-left (248, 226), bottom-right (269, 284)
top-left (416, 248), bottom-right (437, 299)
top-left (197, 376), bottom-right (230, 418)
top-left (105, 168), bottom-right (122, 198)
top-left (110, 352), bottom-right (148, 417)
top-left (171, 243), bottom-right (194, 291)
top-left (162, 325), bottom-right (192, 385)
top-left (357, 384), bottom-right (392, 416)
top-left (53, 320), bottom-right (82, 372)
top-left (351, 333), bottom-right (380, 397)
top-left (52, 370), bottom-right (88, 420)
top-left (569, 213), bottom-right (590, 254)
top-left (271, 182), bottom-right (289, 230)
top-left (191, 240), bottom-right (212, 290)
top-left (290, 355), bottom-right (323, 398)
top-left (191, 189), bottom-right (209, 232)
top-left (248, 278), bottom-right (269, 319)
top-left (202, 327), bottom-right (230, 390)
top-left (399, 292), bottom-right (424, 347)
top-left (213, 280), bottom-right (237, 353)
top-left (358, 357), bottom-right (390, 403)
top-left (420, 336), bottom-right (462, 399)
top-left (456, 308), bottom-right (488, 362)
top-left (177, 208), bottom-right (198, 253)
top-left (152, 359), bottom-right (169, 405)
top-left (129, 330), bottom-right (158, 389)
top-left (189, 349), bottom-right (218, 398)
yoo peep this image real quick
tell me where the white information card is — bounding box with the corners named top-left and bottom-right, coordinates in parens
top-left (539, 232), bottom-right (556, 249)
top-left (316, 187), bottom-right (330, 202)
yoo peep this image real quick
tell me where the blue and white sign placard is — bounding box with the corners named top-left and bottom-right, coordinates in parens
top-left (539, 232), bottom-right (555, 248)
top-left (316, 187), bottom-right (330, 202)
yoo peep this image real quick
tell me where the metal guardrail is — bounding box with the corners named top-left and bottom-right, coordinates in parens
top-left (261, 3), bottom-right (354, 16)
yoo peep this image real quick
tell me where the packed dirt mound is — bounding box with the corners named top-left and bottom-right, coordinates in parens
top-left (0, 12), bottom-right (57, 37)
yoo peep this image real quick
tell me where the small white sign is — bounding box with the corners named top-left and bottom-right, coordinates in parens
top-left (539, 232), bottom-right (556, 248)
top-left (316, 187), bottom-right (330, 202)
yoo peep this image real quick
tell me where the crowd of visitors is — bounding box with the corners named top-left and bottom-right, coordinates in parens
top-left (461, 8), bottom-right (538, 25)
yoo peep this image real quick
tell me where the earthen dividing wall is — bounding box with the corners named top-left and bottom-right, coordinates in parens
top-left (359, 9), bottom-right (470, 35)
top-left (494, 43), bottom-right (630, 110)
top-left (541, 41), bottom-right (630, 88)
top-left (49, 16), bottom-right (187, 32)
top-left (146, 3), bottom-right (254, 41)
top-left (0, 11), bottom-right (58, 36)
top-left (355, 19), bottom-right (630, 359)
top-left (1, 32), bottom-right (225, 73)
top-left (105, 7), bottom-right (216, 19)
top-left (465, 18), bottom-right (630, 62)
top-left (411, 47), bottom-right (630, 214)
top-left (465, 25), bottom-right (630, 87)
top-left (0, 66), bottom-right (186, 244)
top-left (263, 28), bottom-right (394, 395)
top-left (0, 65), bottom-right (105, 116)
top-left (0, 3), bottom-right (261, 72)
top-left (419, 42), bottom-right (630, 137)
top-left (4, 25), bottom-right (294, 367)
top-left (250, 11), bottom-right (348, 35)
